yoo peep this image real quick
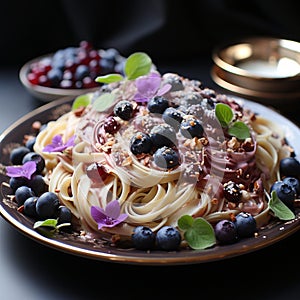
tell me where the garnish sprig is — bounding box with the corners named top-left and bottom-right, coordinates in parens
top-left (268, 190), bottom-right (295, 220)
top-left (215, 103), bottom-right (250, 140)
top-left (178, 215), bottom-right (216, 249)
top-left (34, 219), bottom-right (71, 238)
top-left (95, 52), bottom-right (152, 83)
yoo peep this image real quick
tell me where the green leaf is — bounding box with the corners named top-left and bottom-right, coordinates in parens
top-left (33, 219), bottom-right (58, 229)
top-left (215, 103), bottom-right (233, 128)
top-left (228, 121), bottom-right (250, 140)
top-left (95, 73), bottom-right (124, 84)
top-left (178, 215), bottom-right (194, 230)
top-left (92, 93), bottom-right (116, 112)
top-left (178, 216), bottom-right (216, 250)
top-left (124, 52), bottom-right (152, 80)
top-left (269, 191), bottom-right (295, 220)
top-left (72, 93), bottom-right (93, 110)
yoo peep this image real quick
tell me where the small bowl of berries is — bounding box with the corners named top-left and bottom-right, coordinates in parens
top-left (19, 41), bottom-right (126, 102)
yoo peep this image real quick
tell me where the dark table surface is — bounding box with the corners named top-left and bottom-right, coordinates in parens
top-left (1, 60), bottom-right (300, 300)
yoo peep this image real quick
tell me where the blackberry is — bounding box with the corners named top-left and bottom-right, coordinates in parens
top-left (223, 181), bottom-right (242, 203)
top-left (103, 116), bottom-right (120, 134)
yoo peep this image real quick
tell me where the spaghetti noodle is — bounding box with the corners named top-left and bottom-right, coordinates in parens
top-left (33, 72), bottom-right (292, 240)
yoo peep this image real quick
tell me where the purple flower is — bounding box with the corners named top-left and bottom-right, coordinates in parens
top-left (134, 72), bottom-right (172, 103)
top-left (43, 134), bottom-right (76, 153)
top-left (6, 161), bottom-right (36, 180)
top-left (91, 200), bottom-right (128, 230)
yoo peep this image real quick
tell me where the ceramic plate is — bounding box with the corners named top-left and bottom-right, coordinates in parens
top-left (0, 97), bottom-right (300, 265)
top-left (19, 55), bottom-right (101, 102)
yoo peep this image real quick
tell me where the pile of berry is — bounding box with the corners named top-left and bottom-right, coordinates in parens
top-left (26, 41), bottom-right (125, 89)
top-left (7, 127), bottom-right (72, 230)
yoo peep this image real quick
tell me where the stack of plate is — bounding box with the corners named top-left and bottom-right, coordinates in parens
top-left (211, 37), bottom-right (300, 104)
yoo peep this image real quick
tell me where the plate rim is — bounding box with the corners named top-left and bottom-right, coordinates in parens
top-left (1, 96), bottom-right (300, 265)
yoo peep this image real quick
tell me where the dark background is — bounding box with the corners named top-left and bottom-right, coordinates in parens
top-left (1, 1), bottom-right (300, 300)
top-left (2, 0), bottom-right (300, 67)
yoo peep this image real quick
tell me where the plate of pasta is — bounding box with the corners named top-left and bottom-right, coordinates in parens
top-left (1, 57), bottom-right (300, 265)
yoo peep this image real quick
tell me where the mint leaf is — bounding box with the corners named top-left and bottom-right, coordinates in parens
top-left (178, 215), bottom-right (194, 230)
top-left (92, 93), bottom-right (116, 112)
top-left (95, 73), bottom-right (124, 84)
top-left (228, 121), bottom-right (250, 139)
top-left (34, 219), bottom-right (58, 229)
top-left (215, 103), bottom-right (233, 127)
top-left (269, 191), bottom-right (295, 220)
top-left (178, 216), bottom-right (216, 250)
top-left (124, 52), bottom-right (152, 80)
top-left (72, 93), bottom-right (93, 110)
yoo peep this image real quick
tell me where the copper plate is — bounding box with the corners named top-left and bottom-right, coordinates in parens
top-left (1, 97), bottom-right (300, 265)
top-left (212, 37), bottom-right (300, 102)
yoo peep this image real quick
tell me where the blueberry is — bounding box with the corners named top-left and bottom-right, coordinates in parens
top-left (22, 152), bottom-right (45, 174)
top-left (223, 181), bottom-right (242, 203)
top-left (36, 192), bottom-right (60, 219)
top-left (147, 96), bottom-right (169, 114)
top-left (131, 226), bottom-right (156, 250)
top-left (153, 146), bottom-right (180, 169)
top-left (163, 74), bottom-right (184, 92)
top-left (75, 65), bottom-right (90, 81)
top-left (162, 107), bottom-right (184, 131)
top-left (28, 174), bottom-right (47, 196)
top-left (235, 212), bottom-right (257, 238)
top-left (183, 93), bottom-right (203, 106)
top-left (156, 226), bottom-right (182, 251)
top-left (57, 206), bottom-right (72, 224)
top-left (99, 59), bottom-right (114, 74)
top-left (25, 137), bottom-right (36, 152)
top-left (47, 68), bottom-right (63, 86)
top-left (9, 176), bottom-right (29, 193)
top-left (130, 132), bottom-right (153, 155)
top-left (214, 219), bottom-right (238, 244)
top-left (101, 48), bottom-right (119, 61)
top-left (283, 176), bottom-right (300, 195)
top-left (114, 100), bottom-right (134, 121)
top-left (15, 186), bottom-right (35, 206)
top-left (280, 157), bottom-right (300, 177)
top-left (180, 117), bottom-right (204, 139)
top-left (23, 196), bottom-right (38, 218)
top-left (9, 146), bottom-right (30, 165)
top-left (270, 181), bottom-right (296, 210)
top-left (150, 123), bottom-right (177, 148)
